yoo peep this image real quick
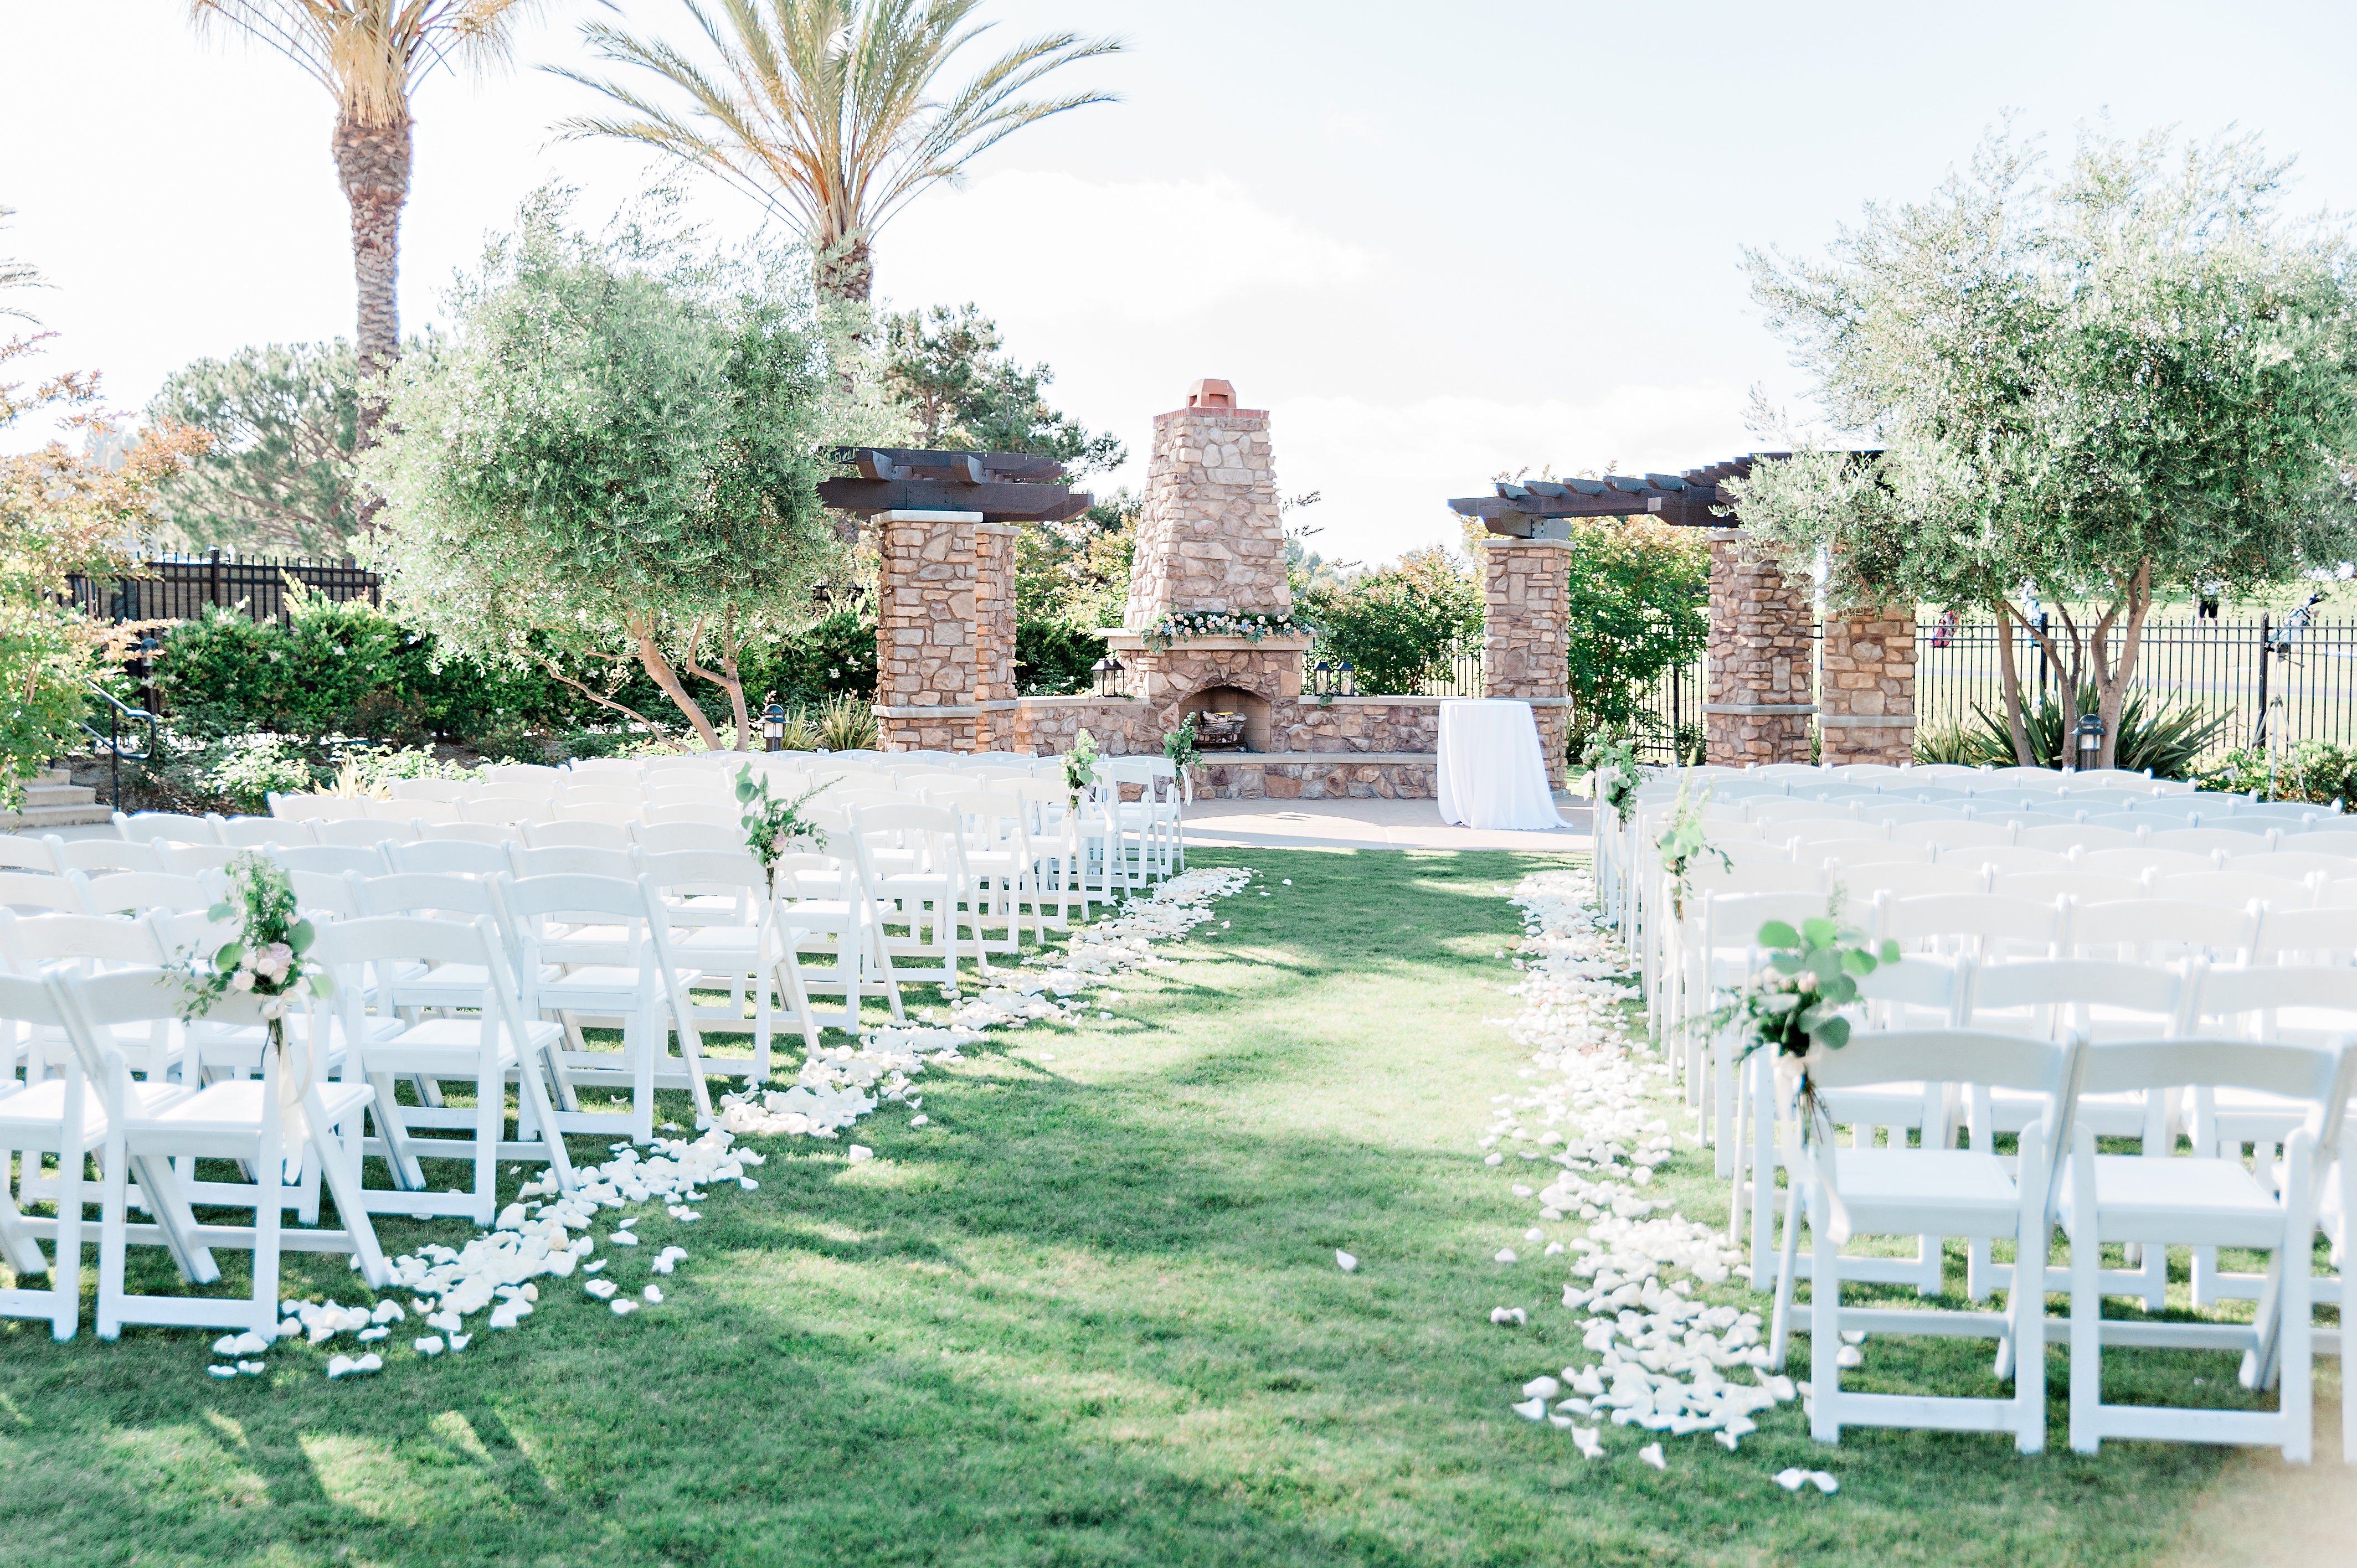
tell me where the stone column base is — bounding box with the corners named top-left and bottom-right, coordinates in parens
top-left (1704, 705), bottom-right (1815, 765)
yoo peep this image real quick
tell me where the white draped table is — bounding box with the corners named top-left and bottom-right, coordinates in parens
top-left (1437, 699), bottom-right (1565, 831)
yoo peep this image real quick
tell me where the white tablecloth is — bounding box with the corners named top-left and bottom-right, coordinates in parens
top-left (1437, 699), bottom-right (1565, 830)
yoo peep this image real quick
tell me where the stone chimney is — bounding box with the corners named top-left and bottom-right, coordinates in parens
top-left (1122, 379), bottom-right (1290, 630)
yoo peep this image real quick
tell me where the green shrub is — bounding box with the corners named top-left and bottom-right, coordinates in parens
top-left (2198, 740), bottom-right (2357, 804)
top-left (815, 693), bottom-right (878, 751)
top-left (207, 736), bottom-right (322, 812)
top-left (1303, 548), bottom-right (1483, 695)
top-left (1959, 686), bottom-right (2230, 778)
top-left (1912, 723), bottom-right (1984, 766)
top-left (1016, 619), bottom-right (1106, 695)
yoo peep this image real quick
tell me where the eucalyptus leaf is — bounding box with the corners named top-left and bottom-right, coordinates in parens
top-left (1757, 920), bottom-right (1801, 948)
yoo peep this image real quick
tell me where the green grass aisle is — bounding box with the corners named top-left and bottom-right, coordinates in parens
top-left (0, 848), bottom-right (2238, 1565)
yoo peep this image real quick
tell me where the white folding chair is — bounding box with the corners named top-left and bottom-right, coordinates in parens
top-left (313, 817), bottom-right (415, 848)
top-left (69, 871), bottom-right (215, 917)
top-left (111, 812), bottom-right (219, 847)
top-left (0, 835), bottom-right (59, 874)
top-left (846, 802), bottom-right (987, 1000)
top-left (495, 873), bottom-right (712, 1142)
top-left (638, 847), bottom-right (821, 1076)
top-left (0, 871), bottom-right (89, 916)
top-left (311, 914), bottom-right (578, 1223)
top-left (214, 817), bottom-right (311, 849)
top-left (774, 850), bottom-right (878, 1032)
top-left (0, 972), bottom-right (111, 1338)
top-left (44, 838), bottom-right (161, 876)
top-left (1769, 1026), bottom-right (2080, 1454)
top-left (632, 821), bottom-right (744, 855)
top-left (269, 844), bottom-right (390, 878)
top-left (2060, 1036), bottom-right (2353, 1461)
top-left (390, 838), bottom-right (511, 877)
top-left (1894, 821), bottom-right (2014, 852)
top-left (524, 819), bottom-right (634, 852)
top-left (2077, 845), bottom-right (2214, 879)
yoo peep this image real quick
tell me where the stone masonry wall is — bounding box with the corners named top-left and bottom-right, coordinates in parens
top-left (972, 522), bottom-right (1017, 751)
top-left (1819, 606), bottom-right (1917, 766)
top-left (874, 510), bottom-right (980, 752)
top-left (1481, 537), bottom-right (1573, 770)
top-left (1704, 533), bottom-right (1815, 765)
top-left (1123, 406), bottom-right (1290, 628)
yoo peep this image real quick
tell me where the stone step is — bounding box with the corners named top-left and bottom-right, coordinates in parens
top-left (22, 783), bottom-right (100, 809)
top-left (4, 803), bottom-right (115, 831)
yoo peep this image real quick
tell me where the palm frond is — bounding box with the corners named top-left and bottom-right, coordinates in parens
top-left (189, 0), bottom-right (544, 126)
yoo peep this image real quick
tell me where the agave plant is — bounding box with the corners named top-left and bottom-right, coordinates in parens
top-left (1965, 686), bottom-right (2230, 778)
top-left (815, 691), bottom-right (877, 751)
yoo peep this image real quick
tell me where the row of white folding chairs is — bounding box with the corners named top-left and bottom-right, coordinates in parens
top-left (1679, 760), bottom-right (2196, 794)
top-left (1751, 1008), bottom-right (2355, 1462)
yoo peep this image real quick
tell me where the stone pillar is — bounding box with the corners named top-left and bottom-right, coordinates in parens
top-left (1481, 536), bottom-right (1573, 771)
top-left (1819, 606), bottom-right (1917, 765)
top-left (1123, 379), bottom-right (1289, 628)
top-left (972, 522), bottom-right (1018, 750)
top-left (873, 509), bottom-right (983, 751)
top-left (1704, 533), bottom-right (1814, 765)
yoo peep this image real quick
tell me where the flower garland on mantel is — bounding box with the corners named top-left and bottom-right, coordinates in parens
top-left (1477, 865), bottom-right (1835, 1493)
top-left (200, 866), bottom-right (1254, 1384)
top-left (1137, 610), bottom-right (1314, 652)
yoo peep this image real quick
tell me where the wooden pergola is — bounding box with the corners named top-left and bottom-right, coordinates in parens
top-left (817, 447), bottom-right (1094, 524)
top-left (1447, 453), bottom-right (1785, 535)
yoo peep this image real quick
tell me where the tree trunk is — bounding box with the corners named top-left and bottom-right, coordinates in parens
top-left (1993, 602), bottom-right (2037, 765)
top-left (333, 110), bottom-right (412, 453)
top-left (2091, 560), bottom-right (2153, 771)
top-left (628, 616), bottom-right (724, 751)
top-left (814, 228), bottom-right (873, 310)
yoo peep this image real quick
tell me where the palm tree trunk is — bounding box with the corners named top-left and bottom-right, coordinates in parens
top-left (333, 110), bottom-right (412, 443)
top-left (814, 229), bottom-right (873, 308)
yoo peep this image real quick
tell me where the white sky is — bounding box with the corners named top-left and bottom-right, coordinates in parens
top-left (7, 1), bottom-right (2357, 566)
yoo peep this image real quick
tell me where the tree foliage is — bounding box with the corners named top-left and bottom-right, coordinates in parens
top-left (1302, 547), bottom-right (1483, 695)
top-left (883, 303), bottom-right (1124, 473)
top-left (363, 194), bottom-right (839, 750)
top-left (146, 339), bottom-right (361, 556)
top-left (552, 0), bottom-right (1120, 304)
top-left (1733, 124), bottom-right (2357, 766)
top-left (0, 336), bottom-right (204, 804)
top-left (1561, 517), bottom-right (1711, 743)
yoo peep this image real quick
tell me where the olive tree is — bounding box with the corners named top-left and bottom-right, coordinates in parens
top-left (1732, 126), bottom-right (2357, 767)
top-left (364, 194), bottom-right (838, 750)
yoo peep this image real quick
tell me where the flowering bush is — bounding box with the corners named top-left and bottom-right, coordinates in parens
top-left (1138, 610), bottom-right (1311, 652)
top-left (1576, 734), bottom-right (1644, 826)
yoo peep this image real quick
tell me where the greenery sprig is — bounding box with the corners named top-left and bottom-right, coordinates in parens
top-left (1716, 903), bottom-right (1901, 1137)
top-left (734, 766), bottom-right (831, 878)
top-left (1655, 772), bottom-right (1729, 917)
top-left (1576, 734), bottom-right (1644, 826)
top-left (1163, 714), bottom-right (1201, 776)
top-left (1064, 726), bottom-right (1102, 803)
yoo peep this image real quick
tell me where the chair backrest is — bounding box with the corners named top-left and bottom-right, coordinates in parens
top-left (1853, 950), bottom-right (1967, 1023)
top-left (45, 837), bottom-right (162, 875)
top-left (1747, 798), bottom-right (1855, 826)
top-left (564, 759), bottom-right (644, 777)
top-left (1878, 891), bottom-right (2061, 953)
top-left (1979, 810), bottom-right (2076, 831)
top-left (2079, 812), bottom-right (2159, 833)
top-left (1806, 1027), bottom-right (2077, 1100)
top-left (1892, 820), bottom-right (2014, 852)
top-left (1967, 957), bottom-right (2186, 1028)
top-left (2152, 827), bottom-right (2274, 855)
top-left (158, 843), bottom-right (240, 876)
top-left (2017, 823), bottom-right (2140, 853)
top-left (391, 838), bottom-right (510, 876)
top-left (554, 777), bottom-right (648, 803)
top-left (388, 777), bottom-right (471, 803)
top-left (1936, 844), bottom-right (2071, 876)
top-left (350, 867), bottom-right (502, 919)
top-left (2153, 870), bottom-right (2312, 911)
top-left (550, 798), bottom-right (645, 827)
top-left (215, 816), bottom-right (311, 849)
top-left (2286, 829), bottom-right (2357, 857)
top-left (269, 843), bottom-right (390, 877)
top-left (2253, 906), bottom-right (2357, 964)
top-left (1991, 870), bottom-right (2144, 906)
top-left (0, 834), bottom-right (59, 873)
top-left (461, 797), bottom-right (547, 826)
top-left (112, 811), bottom-right (219, 846)
top-left (1907, 764), bottom-right (1990, 788)
top-left (2077, 1035), bottom-right (2344, 1109)
top-left (376, 798), bottom-right (460, 826)
top-left (1696, 890), bottom-right (1833, 955)
top-left (311, 914), bottom-right (527, 1048)
top-left (2230, 852), bottom-right (2351, 883)
top-left (313, 817), bottom-right (416, 848)
top-left (0, 870), bottom-right (86, 914)
top-left (635, 848), bottom-right (765, 897)
top-left (1783, 819), bottom-right (1890, 847)
top-left (1831, 862), bottom-right (1985, 902)
top-left (644, 802), bottom-right (738, 828)
top-left (2067, 896), bottom-right (2255, 963)
top-left (508, 842), bottom-right (639, 881)
top-left (421, 821), bottom-right (518, 847)
top-left (523, 819), bottom-right (633, 852)
top-left (632, 821), bottom-right (745, 856)
top-left (2063, 767), bottom-right (2158, 791)
top-left (0, 909), bottom-right (166, 969)
top-left (2079, 846), bottom-right (2215, 880)
top-left (483, 763), bottom-right (564, 786)
top-left (1985, 766), bottom-right (2070, 791)
top-left (288, 869), bottom-right (362, 918)
top-left (1789, 838), bottom-right (1923, 868)
top-left (71, 870), bottom-right (213, 916)
top-left (2193, 963), bottom-right (2357, 1035)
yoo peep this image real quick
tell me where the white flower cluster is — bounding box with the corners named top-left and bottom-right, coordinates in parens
top-left (1488, 866), bottom-right (1814, 1475)
top-left (209, 860), bottom-right (1250, 1385)
top-left (1139, 611), bottom-right (1309, 651)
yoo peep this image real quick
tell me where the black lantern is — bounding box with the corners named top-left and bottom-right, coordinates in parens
top-left (2075, 711), bottom-right (2104, 771)
top-left (1093, 654), bottom-right (1125, 698)
top-left (1338, 660), bottom-right (1356, 697)
top-left (811, 580), bottom-right (833, 613)
top-left (761, 690), bottom-right (788, 752)
top-left (1311, 659), bottom-right (1331, 696)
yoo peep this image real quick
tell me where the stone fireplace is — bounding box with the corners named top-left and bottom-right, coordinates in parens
top-left (1180, 683), bottom-right (1270, 751)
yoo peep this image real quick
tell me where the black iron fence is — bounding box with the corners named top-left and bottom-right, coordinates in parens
top-left (66, 549), bottom-right (380, 627)
top-left (1915, 616), bottom-right (2357, 757)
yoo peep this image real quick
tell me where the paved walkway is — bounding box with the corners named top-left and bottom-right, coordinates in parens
top-left (1182, 795), bottom-right (1593, 853)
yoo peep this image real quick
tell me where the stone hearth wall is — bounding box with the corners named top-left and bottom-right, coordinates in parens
top-left (1704, 533), bottom-right (1815, 765)
top-left (1195, 757), bottom-right (1436, 801)
top-left (1481, 537), bottom-right (1573, 770)
top-left (1819, 606), bottom-right (1916, 766)
top-left (1124, 405), bottom-right (1289, 627)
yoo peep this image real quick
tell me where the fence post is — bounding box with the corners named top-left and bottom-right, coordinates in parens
top-left (2254, 615), bottom-right (2272, 750)
top-left (2035, 611), bottom-right (2049, 694)
top-left (207, 546), bottom-right (223, 611)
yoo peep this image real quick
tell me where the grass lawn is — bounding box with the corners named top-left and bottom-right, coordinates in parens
top-left (0, 847), bottom-right (2279, 1566)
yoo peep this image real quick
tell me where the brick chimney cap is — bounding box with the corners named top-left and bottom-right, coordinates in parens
top-left (1185, 378), bottom-right (1236, 409)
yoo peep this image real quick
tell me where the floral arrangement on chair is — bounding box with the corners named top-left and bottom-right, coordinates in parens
top-left (1138, 610), bottom-right (1313, 652)
top-left (181, 852), bottom-right (332, 1024)
top-left (1163, 714), bottom-right (1202, 776)
top-left (1576, 734), bottom-right (1644, 826)
top-left (733, 767), bottom-right (831, 878)
top-left (1718, 902), bottom-right (1900, 1137)
top-left (1063, 727), bottom-right (1102, 805)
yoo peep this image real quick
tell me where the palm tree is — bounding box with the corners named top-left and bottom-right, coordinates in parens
top-left (551, 0), bottom-right (1119, 305)
top-left (188, 2), bottom-right (543, 423)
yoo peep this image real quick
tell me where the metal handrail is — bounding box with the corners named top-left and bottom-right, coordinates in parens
top-left (81, 683), bottom-right (159, 811)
